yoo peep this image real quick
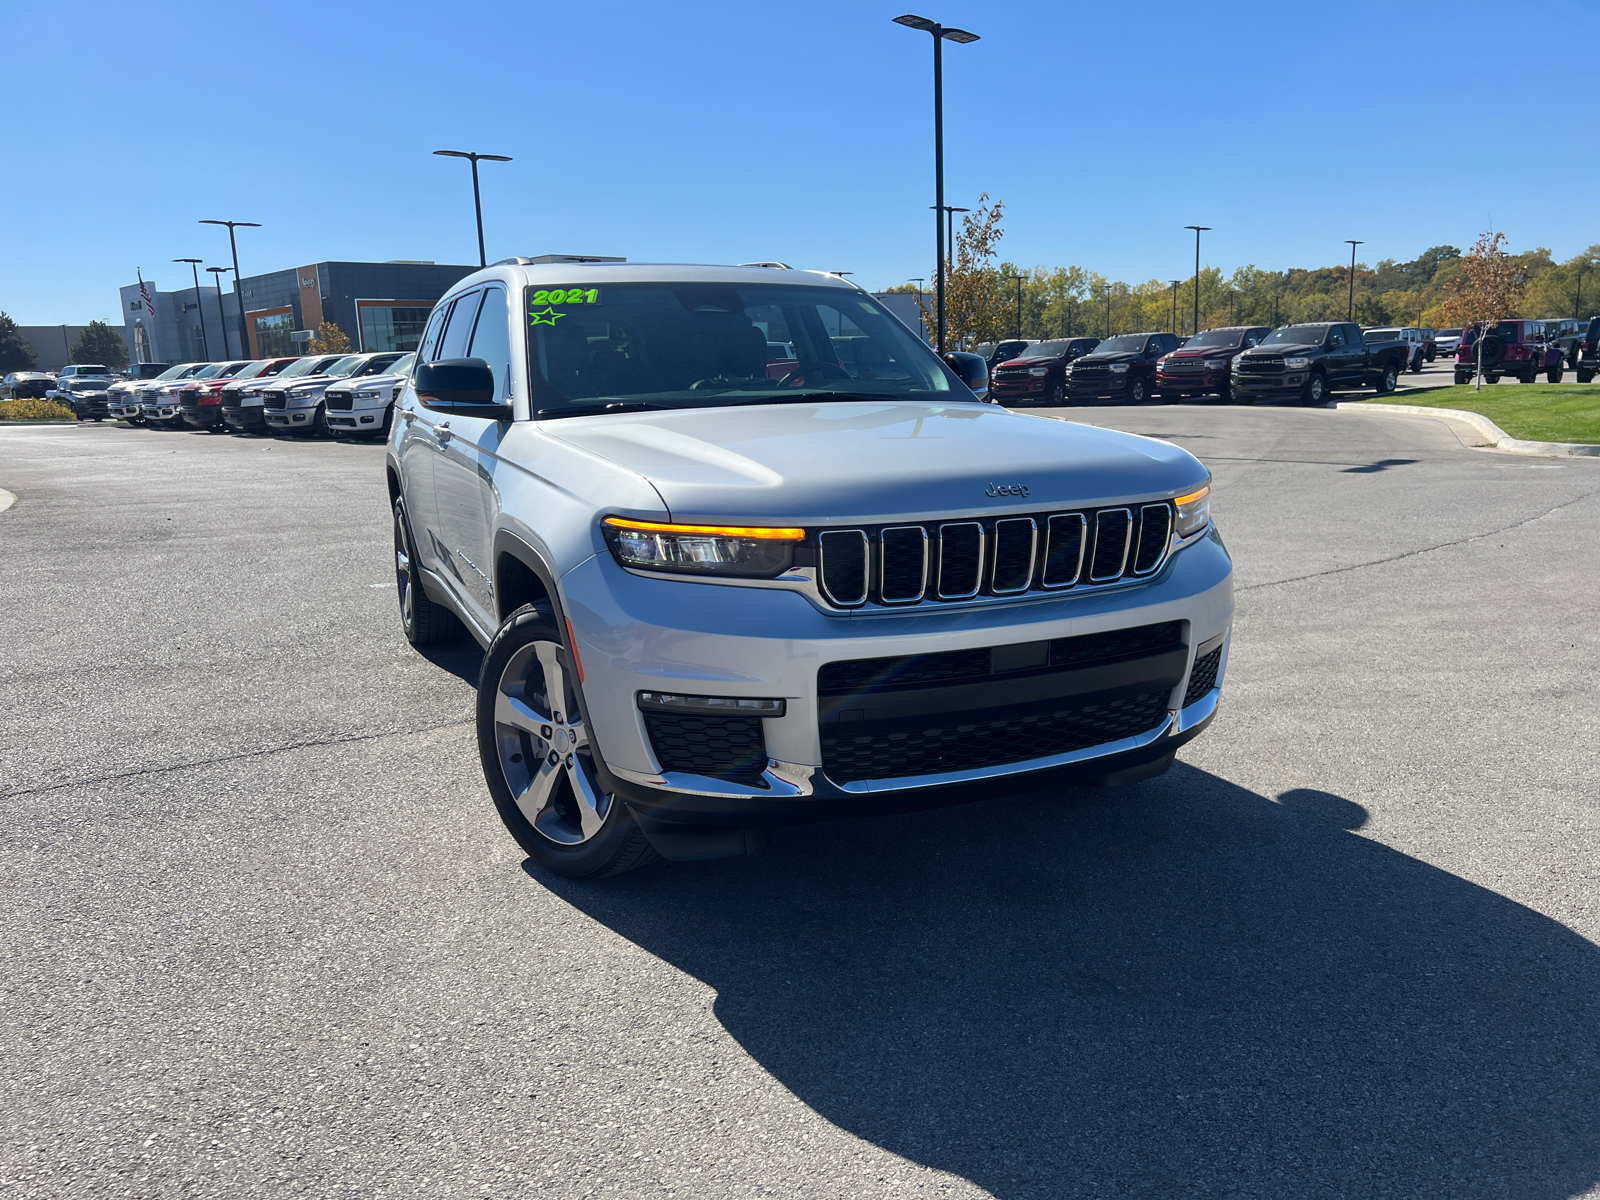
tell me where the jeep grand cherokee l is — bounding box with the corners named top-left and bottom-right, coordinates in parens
top-left (387, 263), bottom-right (1233, 878)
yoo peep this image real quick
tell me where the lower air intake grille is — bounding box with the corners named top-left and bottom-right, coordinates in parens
top-left (1183, 647), bottom-right (1223, 707)
top-left (644, 714), bottom-right (767, 783)
top-left (821, 691), bottom-right (1169, 784)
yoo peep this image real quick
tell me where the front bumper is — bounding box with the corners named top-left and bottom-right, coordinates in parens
top-left (325, 403), bottom-right (388, 431)
top-left (181, 403), bottom-right (226, 428)
top-left (263, 404), bottom-right (317, 429)
top-left (223, 404), bottom-right (267, 431)
top-left (1066, 374), bottom-right (1132, 398)
top-left (142, 402), bottom-right (183, 422)
top-left (1157, 368), bottom-right (1231, 391)
top-left (560, 529), bottom-right (1234, 823)
top-left (1228, 372), bottom-right (1309, 398)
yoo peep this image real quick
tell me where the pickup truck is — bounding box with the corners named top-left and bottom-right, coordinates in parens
top-left (1362, 327), bottom-right (1425, 373)
top-left (1230, 322), bottom-right (1408, 405)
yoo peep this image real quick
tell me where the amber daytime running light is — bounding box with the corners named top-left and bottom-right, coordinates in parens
top-left (1173, 484), bottom-right (1212, 537)
top-left (602, 516), bottom-right (806, 578)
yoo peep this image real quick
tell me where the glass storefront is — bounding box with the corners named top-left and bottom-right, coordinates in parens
top-left (254, 312), bottom-right (295, 357)
top-left (359, 304), bottom-right (433, 352)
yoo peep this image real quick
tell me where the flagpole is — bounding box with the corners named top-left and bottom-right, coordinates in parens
top-left (137, 269), bottom-right (159, 364)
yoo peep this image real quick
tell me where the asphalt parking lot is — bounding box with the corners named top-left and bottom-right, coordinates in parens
top-left (3, 412), bottom-right (1599, 1199)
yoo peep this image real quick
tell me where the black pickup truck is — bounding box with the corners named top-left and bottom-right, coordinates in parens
top-left (1229, 322), bottom-right (1409, 405)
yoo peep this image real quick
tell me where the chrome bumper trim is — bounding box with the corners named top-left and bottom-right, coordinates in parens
top-left (612, 759), bottom-right (817, 799)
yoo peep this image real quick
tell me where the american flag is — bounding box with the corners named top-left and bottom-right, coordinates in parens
top-left (138, 272), bottom-right (156, 317)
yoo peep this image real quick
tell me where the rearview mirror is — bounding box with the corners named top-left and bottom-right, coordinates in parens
top-left (943, 351), bottom-right (989, 392)
top-left (415, 358), bottom-right (510, 420)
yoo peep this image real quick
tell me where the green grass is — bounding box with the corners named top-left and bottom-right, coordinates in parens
top-left (1357, 384), bottom-right (1600, 444)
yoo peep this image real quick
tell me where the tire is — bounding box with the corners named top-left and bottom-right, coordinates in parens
top-left (308, 403), bottom-right (331, 438)
top-left (1125, 375), bottom-right (1148, 404)
top-left (1519, 365), bottom-right (1536, 385)
top-left (1425, 349), bottom-right (1435, 362)
top-left (1578, 369), bottom-right (1594, 384)
top-left (1455, 370), bottom-right (1471, 386)
top-left (478, 603), bottom-right (660, 879)
top-left (1548, 364), bottom-right (1564, 384)
top-left (393, 497), bottom-right (463, 646)
top-left (1046, 381), bottom-right (1065, 406)
top-left (1409, 351), bottom-right (1423, 374)
top-left (1302, 371), bottom-right (1327, 405)
top-left (1487, 374), bottom-right (1501, 384)
top-left (1375, 364), bottom-right (1398, 395)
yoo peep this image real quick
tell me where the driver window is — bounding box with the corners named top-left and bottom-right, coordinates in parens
top-left (468, 286), bottom-right (512, 400)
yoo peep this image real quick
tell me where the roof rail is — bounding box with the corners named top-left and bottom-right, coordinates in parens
top-left (490, 254), bottom-right (628, 267)
top-left (738, 261), bottom-right (792, 269)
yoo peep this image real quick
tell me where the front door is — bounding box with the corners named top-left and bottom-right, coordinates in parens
top-left (397, 301), bottom-right (455, 572)
top-left (430, 284), bottom-right (514, 630)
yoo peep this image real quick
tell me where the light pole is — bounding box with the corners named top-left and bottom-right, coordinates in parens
top-left (1184, 226), bottom-right (1210, 337)
top-left (1168, 280), bottom-right (1182, 335)
top-left (433, 149), bottom-right (513, 268)
top-left (173, 258), bottom-right (211, 360)
top-left (1345, 240), bottom-right (1364, 321)
top-left (894, 14), bottom-right (980, 355)
top-left (1002, 273), bottom-right (1025, 338)
top-left (200, 220), bottom-right (259, 359)
top-left (207, 267), bottom-right (233, 356)
top-left (931, 205), bottom-right (969, 291)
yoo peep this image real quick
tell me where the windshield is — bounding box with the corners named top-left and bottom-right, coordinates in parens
top-left (230, 360), bottom-right (273, 381)
top-left (1094, 335), bottom-right (1148, 354)
top-left (1183, 329), bottom-right (1245, 349)
top-left (71, 379), bottom-right (109, 390)
top-left (1018, 340), bottom-right (1074, 359)
top-left (191, 364), bottom-right (229, 380)
top-left (148, 364), bottom-right (187, 380)
top-left (278, 356), bottom-right (335, 379)
top-left (383, 352), bottom-right (415, 377)
top-left (1440, 329), bottom-right (1462, 337)
top-left (324, 355), bottom-right (364, 378)
top-left (523, 282), bottom-right (956, 414)
top-left (355, 353), bottom-right (401, 377)
top-left (1262, 325), bottom-right (1332, 346)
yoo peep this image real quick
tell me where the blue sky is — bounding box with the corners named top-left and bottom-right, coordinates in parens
top-left (5, 0), bottom-right (1598, 323)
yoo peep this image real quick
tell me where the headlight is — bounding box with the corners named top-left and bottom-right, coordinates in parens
top-left (242, 387), bottom-right (261, 397)
top-left (1174, 484), bottom-right (1211, 537)
top-left (1109, 362), bottom-right (1130, 373)
top-left (1204, 359), bottom-right (1228, 371)
top-left (356, 388), bottom-right (383, 400)
top-left (1284, 356), bottom-right (1311, 369)
top-left (288, 385), bottom-right (316, 398)
top-left (602, 516), bottom-right (803, 578)
top-left (1028, 367), bottom-right (1048, 378)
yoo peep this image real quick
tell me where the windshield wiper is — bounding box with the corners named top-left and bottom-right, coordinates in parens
top-left (722, 391), bottom-right (902, 407)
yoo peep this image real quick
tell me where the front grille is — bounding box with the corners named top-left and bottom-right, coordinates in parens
top-left (994, 367), bottom-right (1030, 380)
top-left (263, 392), bottom-right (288, 409)
top-left (325, 389), bottom-right (353, 411)
top-left (819, 621), bottom-right (1183, 695)
top-left (816, 503), bottom-right (1175, 610)
top-left (821, 690), bottom-right (1169, 783)
top-left (643, 713), bottom-right (767, 782)
top-left (1166, 359), bottom-right (1205, 371)
top-left (1236, 356), bottom-right (1284, 374)
top-left (1071, 363), bottom-right (1109, 379)
top-left (1183, 647), bottom-right (1222, 707)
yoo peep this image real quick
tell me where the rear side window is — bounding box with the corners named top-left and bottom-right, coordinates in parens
top-left (468, 287), bottom-right (512, 401)
top-left (417, 304), bottom-right (451, 364)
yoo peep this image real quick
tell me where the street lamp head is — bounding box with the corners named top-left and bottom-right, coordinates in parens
top-left (893, 14), bottom-right (938, 31)
top-left (941, 27), bottom-right (980, 42)
top-left (200, 219), bottom-right (260, 228)
top-left (172, 258), bottom-right (202, 264)
top-left (1185, 225), bottom-right (1212, 233)
top-left (206, 266), bottom-right (231, 275)
top-left (1346, 239), bottom-right (1364, 246)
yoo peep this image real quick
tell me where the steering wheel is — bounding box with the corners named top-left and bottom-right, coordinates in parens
top-left (778, 362), bottom-right (850, 388)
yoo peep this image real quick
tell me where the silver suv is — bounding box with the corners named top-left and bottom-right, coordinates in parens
top-left (261, 351), bottom-right (403, 436)
top-left (388, 263), bottom-right (1233, 878)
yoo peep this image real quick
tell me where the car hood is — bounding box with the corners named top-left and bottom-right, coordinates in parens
top-left (264, 373), bottom-right (340, 391)
top-left (545, 400), bottom-right (1207, 525)
top-left (1165, 345), bottom-right (1242, 360)
top-left (1245, 343), bottom-right (1320, 355)
top-left (999, 355), bottom-right (1063, 368)
top-left (1073, 352), bottom-right (1139, 365)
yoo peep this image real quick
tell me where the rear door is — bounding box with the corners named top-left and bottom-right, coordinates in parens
top-left (430, 285), bottom-right (514, 628)
top-left (398, 297), bottom-right (464, 577)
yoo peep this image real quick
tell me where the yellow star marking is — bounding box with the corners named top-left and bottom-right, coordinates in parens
top-left (529, 307), bottom-right (566, 326)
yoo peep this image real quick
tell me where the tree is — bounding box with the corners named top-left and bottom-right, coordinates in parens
top-left (69, 320), bottom-right (128, 368)
top-left (307, 321), bottom-right (352, 355)
top-left (915, 194), bottom-right (1010, 348)
top-left (0, 312), bottom-right (38, 373)
top-left (1435, 231), bottom-right (1525, 388)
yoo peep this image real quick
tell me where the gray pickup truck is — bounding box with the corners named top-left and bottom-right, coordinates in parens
top-left (1230, 322), bottom-right (1410, 405)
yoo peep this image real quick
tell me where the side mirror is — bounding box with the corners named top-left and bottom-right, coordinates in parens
top-left (943, 351), bottom-right (989, 392)
top-left (414, 358), bottom-right (510, 420)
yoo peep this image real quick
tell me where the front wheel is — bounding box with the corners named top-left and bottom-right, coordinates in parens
top-left (1302, 372), bottom-right (1327, 405)
top-left (1046, 381), bottom-right (1065, 406)
top-left (1125, 375), bottom-right (1148, 404)
top-left (478, 603), bottom-right (659, 879)
top-left (1548, 363), bottom-right (1564, 384)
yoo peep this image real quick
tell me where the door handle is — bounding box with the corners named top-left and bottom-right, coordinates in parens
top-left (436, 421), bottom-right (453, 442)
top-left (401, 409), bottom-right (416, 423)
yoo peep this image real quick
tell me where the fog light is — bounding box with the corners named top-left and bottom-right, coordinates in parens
top-left (637, 692), bottom-right (785, 716)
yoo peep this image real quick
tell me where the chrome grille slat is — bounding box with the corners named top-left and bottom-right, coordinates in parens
top-left (878, 526), bottom-right (929, 604)
top-left (1041, 513), bottom-right (1087, 588)
top-left (1088, 509), bottom-right (1133, 582)
top-left (989, 518), bottom-right (1037, 595)
top-left (936, 522), bottom-right (984, 600)
top-left (1132, 505), bottom-right (1173, 575)
top-left (818, 530), bottom-right (869, 607)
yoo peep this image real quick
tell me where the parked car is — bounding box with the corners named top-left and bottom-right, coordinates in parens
top-left (1363, 327), bottom-right (1426, 373)
top-left (261, 351), bottom-right (404, 436)
top-left (1576, 317), bottom-right (1600, 383)
top-left (1154, 326), bottom-right (1270, 401)
top-left (141, 361), bottom-right (250, 429)
top-left (386, 262), bottom-right (1232, 877)
top-left (60, 376), bottom-right (116, 420)
top-left (1542, 318), bottom-right (1585, 368)
top-left (1231, 322), bottom-right (1409, 404)
top-left (1435, 328), bottom-right (1463, 357)
top-left (125, 362), bottom-right (172, 381)
top-left (54, 364), bottom-right (112, 387)
top-left (989, 337), bottom-right (1099, 406)
top-left (1065, 331), bottom-right (1182, 404)
top-left (1454, 321), bottom-right (1564, 384)
top-left (179, 358), bottom-right (295, 430)
top-left (107, 363), bottom-right (203, 422)
top-left (977, 339), bottom-right (1036, 372)
top-left (222, 355), bottom-right (343, 434)
top-left (2, 371), bottom-right (54, 400)
top-left (323, 352), bottom-right (416, 437)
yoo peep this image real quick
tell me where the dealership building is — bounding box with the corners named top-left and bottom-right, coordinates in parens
top-left (119, 260), bottom-right (476, 365)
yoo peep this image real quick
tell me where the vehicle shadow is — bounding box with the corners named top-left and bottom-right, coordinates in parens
top-left (416, 640), bottom-right (482, 686)
top-left (539, 764), bottom-right (1600, 1198)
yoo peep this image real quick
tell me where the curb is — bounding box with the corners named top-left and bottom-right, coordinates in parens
top-left (1335, 401), bottom-right (1600, 458)
top-left (0, 420), bottom-right (80, 427)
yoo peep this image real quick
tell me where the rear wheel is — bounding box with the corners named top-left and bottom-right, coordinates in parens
top-left (1548, 363), bottom-right (1564, 384)
top-left (1455, 370), bottom-right (1472, 385)
top-left (478, 603), bottom-right (659, 879)
top-left (1578, 368), bottom-right (1594, 384)
top-left (394, 498), bottom-right (463, 646)
top-left (1375, 364), bottom-right (1398, 394)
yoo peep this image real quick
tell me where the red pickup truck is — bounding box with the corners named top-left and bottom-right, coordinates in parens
top-left (1155, 326), bottom-right (1270, 401)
